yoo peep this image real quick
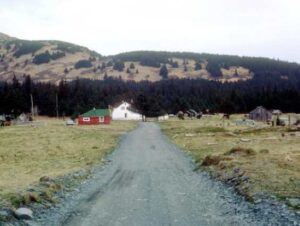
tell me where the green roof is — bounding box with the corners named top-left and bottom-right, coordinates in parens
top-left (80, 109), bottom-right (110, 117)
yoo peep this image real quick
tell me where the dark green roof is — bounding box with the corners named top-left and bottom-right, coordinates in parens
top-left (80, 109), bottom-right (110, 117)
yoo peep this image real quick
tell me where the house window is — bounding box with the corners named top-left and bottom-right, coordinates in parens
top-left (83, 117), bottom-right (90, 122)
top-left (99, 116), bottom-right (104, 122)
top-left (121, 107), bottom-right (125, 110)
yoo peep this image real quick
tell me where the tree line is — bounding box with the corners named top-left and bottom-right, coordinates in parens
top-left (114, 51), bottom-right (300, 78)
top-left (1, 72), bottom-right (300, 118)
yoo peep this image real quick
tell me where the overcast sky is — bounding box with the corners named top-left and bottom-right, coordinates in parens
top-left (0, 0), bottom-right (300, 62)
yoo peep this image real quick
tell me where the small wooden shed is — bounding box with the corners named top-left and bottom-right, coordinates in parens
top-left (249, 106), bottom-right (272, 122)
top-left (78, 108), bottom-right (110, 125)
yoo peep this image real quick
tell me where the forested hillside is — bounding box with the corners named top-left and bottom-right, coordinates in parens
top-left (1, 33), bottom-right (300, 117)
top-left (1, 33), bottom-right (300, 83)
top-left (114, 51), bottom-right (300, 81)
top-left (1, 73), bottom-right (300, 117)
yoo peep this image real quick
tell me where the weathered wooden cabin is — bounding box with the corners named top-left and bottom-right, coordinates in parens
top-left (249, 106), bottom-right (272, 122)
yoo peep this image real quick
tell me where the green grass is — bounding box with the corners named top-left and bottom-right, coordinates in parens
top-left (160, 115), bottom-right (300, 199)
top-left (0, 118), bottom-right (137, 207)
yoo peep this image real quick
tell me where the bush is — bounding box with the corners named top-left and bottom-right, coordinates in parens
top-left (74, 60), bottom-right (92, 69)
top-left (201, 155), bottom-right (222, 166)
top-left (32, 51), bottom-right (66, 64)
top-left (113, 61), bottom-right (125, 72)
top-left (225, 147), bottom-right (256, 156)
top-left (130, 62), bottom-right (135, 69)
top-left (32, 51), bottom-right (51, 64)
top-left (195, 62), bottom-right (202, 70)
top-left (51, 51), bottom-right (65, 60)
top-left (170, 61), bottom-right (179, 68)
top-left (106, 61), bottom-right (113, 67)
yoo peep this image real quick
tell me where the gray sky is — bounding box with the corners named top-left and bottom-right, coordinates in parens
top-left (0, 0), bottom-right (300, 62)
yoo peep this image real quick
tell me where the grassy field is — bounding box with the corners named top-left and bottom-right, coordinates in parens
top-left (0, 118), bottom-right (137, 206)
top-left (160, 115), bottom-right (300, 202)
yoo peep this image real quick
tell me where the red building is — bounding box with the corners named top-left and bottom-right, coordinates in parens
top-left (78, 108), bottom-right (110, 125)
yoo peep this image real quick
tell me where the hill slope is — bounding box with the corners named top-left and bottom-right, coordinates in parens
top-left (0, 33), bottom-right (299, 83)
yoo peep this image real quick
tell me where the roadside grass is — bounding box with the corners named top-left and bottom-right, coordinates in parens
top-left (160, 115), bottom-right (300, 200)
top-left (0, 118), bottom-right (137, 207)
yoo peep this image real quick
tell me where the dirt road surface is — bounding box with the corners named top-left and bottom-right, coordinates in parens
top-left (37, 123), bottom-right (299, 226)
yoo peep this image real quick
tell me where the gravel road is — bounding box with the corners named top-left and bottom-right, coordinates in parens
top-left (36, 122), bottom-right (300, 226)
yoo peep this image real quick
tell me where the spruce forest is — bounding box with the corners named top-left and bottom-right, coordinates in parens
top-left (1, 68), bottom-right (300, 117)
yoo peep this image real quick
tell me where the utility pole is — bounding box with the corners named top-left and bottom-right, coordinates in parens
top-left (56, 93), bottom-right (59, 119)
top-left (30, 94), bottom-right (34, 119)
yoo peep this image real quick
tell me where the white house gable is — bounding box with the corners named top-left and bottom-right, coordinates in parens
top-left (112, 102), bottom-right (143, 120)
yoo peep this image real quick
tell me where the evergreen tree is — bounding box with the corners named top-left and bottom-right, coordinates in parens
top-left (195, 62), bottom-right (201, 70)
top-left (113, 61), bottom-right (125, 72)
top-left (159, 64), bottom-right (168, 79)
top-left (130, 63), bottom-right (135, 69)
top-left (171, 61), bottom-right (179, 68)
top-left (101, 62), bottom-right (106, 70)
top-left (106, 61), bottom-right (113, 67)
top-left (234, 68), bottom-right (239, 77)
top-left (184, 65), bottom-right (188, 72)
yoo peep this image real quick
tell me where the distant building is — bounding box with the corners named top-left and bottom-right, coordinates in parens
top-left (78, 108), bottom-right (110, 125)
top-left (249, 106), bottom-right (272, 122)
top-left (272, 109), bottom-right (282, 115)
top-left (111, 101), bottom-right (142, 120)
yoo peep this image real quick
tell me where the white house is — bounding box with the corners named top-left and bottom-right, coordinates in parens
top-left (111, 102), bottom-right (143, 120)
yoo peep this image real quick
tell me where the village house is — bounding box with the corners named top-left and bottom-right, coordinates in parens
top-left (111, 101), bottom-right (143, 120)
top-left (249, 106), bottom-right (272, 122)
top-left (78, 108), bottom-right (110, 125)
top-left (272, 109), bottom-right (282, 115)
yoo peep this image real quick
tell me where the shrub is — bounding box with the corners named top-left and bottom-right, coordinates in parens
top-left (32, 51), bottom-right (51, 64)
top-left (195, 62), bottom-right (202, 70)
top-left (130, 62), bottom-right (135, 69)
top-left (171, 61), bottom-right (179, 68)
top-left (225, 147), bottom-right (256, 156)
top-left (201, 155), bottom-right (222, 166)
top-left (106, 61), bottom-right (113, 67)
top-left (75, 60), bottom-right (92, 69)
top-left (51, 51), bottom-right (65, 60)
top-left (113, 61), bottom-right (125, 72)
top-left (32, 51), bottom-right (66, 64)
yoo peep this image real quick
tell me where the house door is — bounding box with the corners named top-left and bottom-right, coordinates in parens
top-left (99, 116), bottom-right (104, 123)
top-left (125, 113), bottom-right (127, 118)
